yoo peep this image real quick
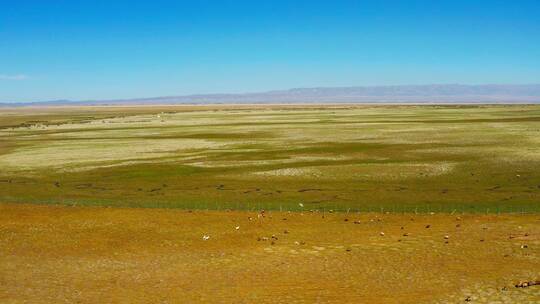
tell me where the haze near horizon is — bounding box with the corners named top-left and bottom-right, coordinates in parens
top-left (1, 0), bottom-right (539, 103)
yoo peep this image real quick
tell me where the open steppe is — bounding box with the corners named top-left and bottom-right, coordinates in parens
top-left (1, 104), bottom-right (540, 212)
top-left (1, 203), bottom-right (539, 303)
top-left (1, 104), bottom-right (539, 302)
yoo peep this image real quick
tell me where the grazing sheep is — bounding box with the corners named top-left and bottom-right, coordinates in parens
top-left (515, 280), bottom-right (539, 288)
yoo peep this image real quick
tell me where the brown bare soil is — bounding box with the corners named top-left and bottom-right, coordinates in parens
top-left (1, 203), bottom-right (539, 303)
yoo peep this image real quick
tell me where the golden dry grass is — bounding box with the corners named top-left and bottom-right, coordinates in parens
top-left (1, 105), bottom-right (540, 302)
top-left (1, 203), bottom-right (539, 303)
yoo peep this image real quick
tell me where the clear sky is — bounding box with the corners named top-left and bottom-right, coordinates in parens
top-left (1, 0), bottom-right (539, 102)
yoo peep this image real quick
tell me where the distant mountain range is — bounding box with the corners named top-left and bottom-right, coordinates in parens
top-left (2, 84), bottom-right (540, 106)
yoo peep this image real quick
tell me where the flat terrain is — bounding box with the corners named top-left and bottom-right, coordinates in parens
top-left (1, 203), bottom-right (539, 303)
top-left (1, 104), bottom-right (540, 212)
top-left (1, 105), bottom-right (539, 303)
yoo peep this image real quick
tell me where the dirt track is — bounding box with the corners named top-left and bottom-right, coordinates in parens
top-left (1, 203), bottom-right (539, 303)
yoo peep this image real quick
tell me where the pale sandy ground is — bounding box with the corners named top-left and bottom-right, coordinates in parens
top-left (2, 106), bottom-right (540, 175)
top-left (1, 203), bottom-right (539, 303)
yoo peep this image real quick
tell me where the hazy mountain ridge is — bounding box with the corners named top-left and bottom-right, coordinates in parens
top-left (2, 84), bottom-right (540, 106)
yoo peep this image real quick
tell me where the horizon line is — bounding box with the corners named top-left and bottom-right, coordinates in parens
top-left (2, 83), bottom-right (540, 105)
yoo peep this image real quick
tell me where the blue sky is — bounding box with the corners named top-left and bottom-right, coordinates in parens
top-left (1, 0), bottom-right (539, 102)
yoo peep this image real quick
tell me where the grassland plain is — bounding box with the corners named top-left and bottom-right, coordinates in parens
top-left (1, 203), bottom-right (539, 303)
top-left (1, 104), bottom-right (540, 212)
top-left (1, 105), bottom-right (540, 303)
